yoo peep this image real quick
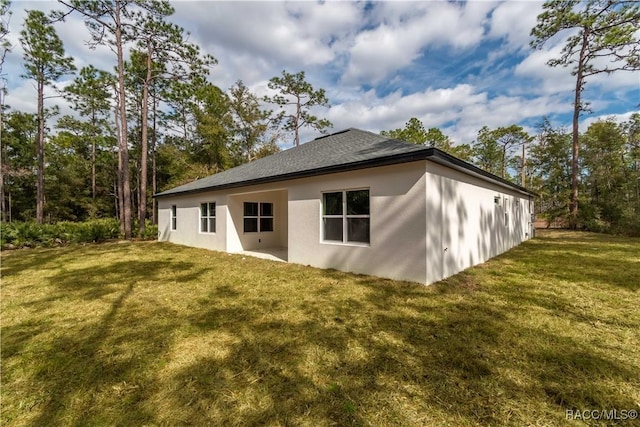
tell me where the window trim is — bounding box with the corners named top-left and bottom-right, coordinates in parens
top-left (199, 202), bottom-right (216, 234)
top-left (170, 205), bottom-right (177, 231)
top-left (243, 201), bottom-right (274, 233)
top-left (321, 188), bottom-right (370, 246)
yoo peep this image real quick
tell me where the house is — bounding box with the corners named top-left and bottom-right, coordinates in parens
top-left (155, 128), bottom-right (535, 285)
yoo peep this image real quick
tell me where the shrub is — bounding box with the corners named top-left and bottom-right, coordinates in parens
top-left (1, 218), bottom-right (122, 249)
top-left (139, 221), bottom-right (158, 240)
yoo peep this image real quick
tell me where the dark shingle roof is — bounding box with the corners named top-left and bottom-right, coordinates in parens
top-left (154, 128), bottom-right (535, 198)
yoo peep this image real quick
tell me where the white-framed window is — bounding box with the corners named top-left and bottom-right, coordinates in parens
top-left (504, 198), bottom-right (509, 226)
top-left (170, 205), bottom-right (177, 230)
top-left (243, 202), bottom-right (273, 233)
top-left (494, 196), bottom-right (500, 206)
top-left (200, 202), bottom-right (216, 233)
top-left (322, 189), bottom-right (370, 244)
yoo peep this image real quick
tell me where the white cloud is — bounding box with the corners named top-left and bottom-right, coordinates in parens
top-left (343, 1), bottom-right (492, 85)
top-left (489, 1), bottom-right (543, 50)
top-left (2, 0), bottom-right (637, 153)
top-left (581, 110), bottom-right (638, 131)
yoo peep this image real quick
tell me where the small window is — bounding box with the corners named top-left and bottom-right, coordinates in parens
top-left (322, 189), bottom-right (370, 244)
top-left (244, 202), bottom-right (273, 233)
top-left (494, 196), bottom-right (500, 205)
top-left (200, 202), bottom-right (216, 233)
top-left (171, 205), bottom-right (177, 230)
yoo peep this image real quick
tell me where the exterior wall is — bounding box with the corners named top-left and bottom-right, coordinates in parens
top-left (226, 190), bottom-right (288, 252)
top-left (157, 159), bottom-right (533, 286)
top-left (157, 192), bottom-right (228, 252)
top-left (157, 184), bottom-right (287, 253)
top-left (424, 161), bottom-right (533, 284)
top-left (287, 162), bottom-right (428, 284)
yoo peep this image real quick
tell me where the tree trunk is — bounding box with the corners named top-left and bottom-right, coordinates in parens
top-left (570, 30), bottom-right (589, 229)
top-left (115, 0), bottom-right (132, 238)
top-left (294, 94), bottom-right (301, 147)
top-left (36, 78), bottom-right (45, 224)
top-left (91, 110), bottom-right (96, 215)
top-left (0, 89), bottom-right (5, 223)
top-left (152, 90), bottom-right (158, 225)
top-left (521, 142), bottom-right (526, 187)
top-left (114, 82), bottom-right (124, 236)
top-left (139, 46), bottom-right (152, 235)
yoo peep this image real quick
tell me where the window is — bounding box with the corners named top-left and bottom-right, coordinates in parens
top-left (200, 202), bottom-right (216, 233)
top-left (504, 198), bottom-right (509, 226)
top-left (322, 189), bottom-right (370, 244)
top-left (170, 205), bottom-right (177, 230)
top-left (494, 196), bottom-right (500, 205)
top-left (244, 202), bottom-right (273, 233)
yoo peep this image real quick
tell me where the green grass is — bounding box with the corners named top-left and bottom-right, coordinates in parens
top-left (2, 230), bottom-right (639, 426)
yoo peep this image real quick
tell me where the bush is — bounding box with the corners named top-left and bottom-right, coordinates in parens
top-left (1, 218), bottom-right (122, 249)
top-left (139, 221), bottom-right (158, 240)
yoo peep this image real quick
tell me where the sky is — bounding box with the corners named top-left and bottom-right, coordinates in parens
top-left (3, 0), bottom-right (639, 147)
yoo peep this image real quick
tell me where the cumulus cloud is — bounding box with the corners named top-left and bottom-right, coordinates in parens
top-left (343, 1), bottom-right (493, 85)
top-left (2, 0), bottom-right (637, 151)
top-left (488, 1), bottom-right (542, 50)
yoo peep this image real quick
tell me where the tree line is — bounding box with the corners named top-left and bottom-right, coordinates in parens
top-left (0, 0), bottom-right (638, 236)
top-left (382, 114), bottom-right (640, 236)
top-left (0, 0), bottom-right (332, 238)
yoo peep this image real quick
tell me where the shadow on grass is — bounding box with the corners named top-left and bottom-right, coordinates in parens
top-left (1, 243), bottom-right (121, 277)
top-left (161, 280), bottom-right (637, 426)
top-left (2, 235), bottom-right (639, 426)
top-left (2, 247), bottom-right (211, 426)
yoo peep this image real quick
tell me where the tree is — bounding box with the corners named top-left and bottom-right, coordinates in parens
top-left (381, 118), bottom-right (472, 159)
top-left (472, 126), bottom-right (505, 177)
top-left (528, 118), bottom-right (572, 226)
top-left (192, 83), bottom-right (232, 172)
top-left (58, 0), bottom-right (173, 238)
top-left (0, 0), bottom-right (10, 72)
top-left (264, 70), bottom-right (332, 146)
top-left (381, 117), bottom-right (428, 144)
top-left (228, 80), bottom-right (278, 165)
top-left (0, 0), bottom-right (12, 222)
top-left (20, 9), bottom-right (75, 223)
top-left (64, 66), bottom-right (113, 216)
top-left (2, 110), bottom-right (38, 221)
top-left (531, 0), bottom-right (640, 227)
top-left (130, 12), bottom-right (215, 234)
top-left (471, 125), bottom-right (531, 180)
top-left (581, 119), bottom-right (632, 231)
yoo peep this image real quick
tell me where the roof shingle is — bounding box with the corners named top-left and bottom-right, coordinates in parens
top-left (154, 128), bottom-right (535, 198)
top-left (154, 128), bottom-right (429, 197)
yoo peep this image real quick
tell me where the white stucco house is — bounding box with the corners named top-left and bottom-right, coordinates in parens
top-left (155, 128), bottom-right (535, 285)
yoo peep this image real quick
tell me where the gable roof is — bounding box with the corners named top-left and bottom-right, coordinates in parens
top-left (154, 128), bottom-right (535, 198)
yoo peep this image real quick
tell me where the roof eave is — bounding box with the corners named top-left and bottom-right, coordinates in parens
top-left (428, 149), bottom-right (538, 197)
top-left (153, 149), bottom-right (433, 199)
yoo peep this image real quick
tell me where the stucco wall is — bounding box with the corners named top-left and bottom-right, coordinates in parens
top-left (157, 192), bottom-right (228, 252)
top-left (157, 159), bottom-right (533, 285)
top-left (287, 162), bottom-right (428, 284)
top-left (425, 161), bottom-right (533, 284)
top-left (226, 190), bottom-right (288, 252)
top-left (157, 184), bottom-right (288, 253)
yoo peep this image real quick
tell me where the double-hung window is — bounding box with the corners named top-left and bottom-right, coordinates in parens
top-left (322, 189), bottom-right (370, 244)
top-left (243, 202), bottom-right (274, 233)
top-left (170, 205), bottom-right (177, 230)
top-left (200, 202), bottom-right (216, 233)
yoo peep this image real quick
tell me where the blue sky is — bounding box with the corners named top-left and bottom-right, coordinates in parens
top-left (4, 1), bottom-right (639, 146)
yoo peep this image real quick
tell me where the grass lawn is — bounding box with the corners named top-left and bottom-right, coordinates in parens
top-left (1, 230), bottom-right (639, 426)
